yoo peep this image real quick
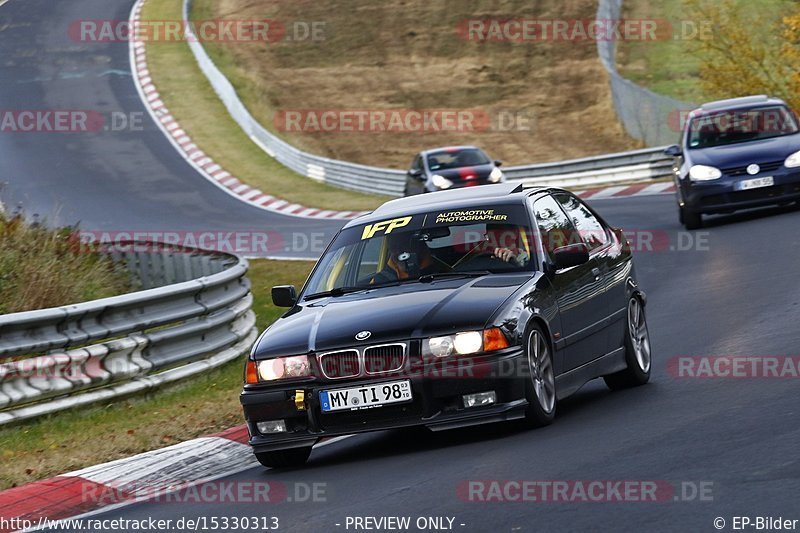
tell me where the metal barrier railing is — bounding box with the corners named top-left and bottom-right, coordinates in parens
top-left (0, 244), bottom-right (256, 425)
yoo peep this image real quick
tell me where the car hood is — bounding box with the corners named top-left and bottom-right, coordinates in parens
top-left (433, 163), bottom-right (496, 184)
top-left (688, 134), bottom-right (800, 167)
top-left (252, 275), bottom-right (531, 358)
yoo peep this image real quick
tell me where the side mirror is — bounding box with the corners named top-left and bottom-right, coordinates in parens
top-left (664, 144), bottom-right (682, 157)
top-left (553, 243), bottom-right (590, 270)
top-left (271, 285), bottom-right (297, 307)
top-left (408, 168), bottom-right (423, 179)
top-left (494, 160), bottom-right (503, 167)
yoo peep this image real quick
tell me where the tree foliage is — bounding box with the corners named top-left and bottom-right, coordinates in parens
top-left (684, 0), bottom-right (800, 109)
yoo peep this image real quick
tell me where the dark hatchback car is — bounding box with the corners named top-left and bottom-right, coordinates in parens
top-left (404, 145), bottom-right (504, 195)
top-left (241, 183), bottom-right (651, 468)
top-left (665, 95), bottom-right (800, 229)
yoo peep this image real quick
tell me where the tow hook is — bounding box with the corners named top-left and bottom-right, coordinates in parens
top-left (294, 390), bottom-right (306, 411)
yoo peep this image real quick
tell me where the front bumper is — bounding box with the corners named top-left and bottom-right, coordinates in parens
top-left (241, 348), bottom-right (527, 453)
top-left (683, 169), bottom-right (800, 214)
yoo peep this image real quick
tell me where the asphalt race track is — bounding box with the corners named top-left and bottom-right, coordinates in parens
top-left (0, 0), bottom-right (340, 259)
top-left (45, 195), bottom-right (797, 533)
top-left (3, 0), bottom-right (800, 532)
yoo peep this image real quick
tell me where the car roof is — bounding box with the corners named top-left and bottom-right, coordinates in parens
top-left (344, 183), bottom-right (551, 227)
top-left (690, 95), bottom-right (787, 117)
top-left (421, 145), bottom-right (482, 156)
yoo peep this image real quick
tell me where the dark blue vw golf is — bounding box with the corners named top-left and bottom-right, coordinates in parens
top-left (665, 95), bottom-right (800, 229)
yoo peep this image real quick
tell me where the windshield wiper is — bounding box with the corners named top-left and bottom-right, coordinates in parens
top-left (418, 270), bottom-right (491, 283)
top-left (305, 271), bottom-right (492, 299)
top-left (303, 286), bottom-right (367, 301)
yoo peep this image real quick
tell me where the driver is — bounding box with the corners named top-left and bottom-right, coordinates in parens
top-left (370, 232), bottom-right (439, 283)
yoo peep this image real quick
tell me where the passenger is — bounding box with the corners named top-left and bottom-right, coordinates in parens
top-left (485, 224), bottom-right (530, 266)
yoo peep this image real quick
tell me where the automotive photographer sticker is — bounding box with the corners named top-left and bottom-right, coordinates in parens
top-left (434, 209), bottom-right (508, 224)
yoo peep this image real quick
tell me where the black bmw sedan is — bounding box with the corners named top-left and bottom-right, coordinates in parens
top-left (241, 183), bottom-right (651, 468)
top-left (404, 145), bottom-right (504, 195)
top-left (665, 95), bottom-right (800, 229)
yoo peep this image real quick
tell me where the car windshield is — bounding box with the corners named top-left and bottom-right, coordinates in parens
top-left (302, 205), bottom-right (535, 298)
top-left (427, 149), bottom-right (490, 171)
top-left (687, 105), bottom-right (800, 149)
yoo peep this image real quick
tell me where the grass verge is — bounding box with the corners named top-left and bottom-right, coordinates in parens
top-left (617, 0), bottom-right (790, 102)
top-left (148, 0), bottom-right (638, 173)
top-left (0, 259), bottom-right (314, 490)
top-left (139, 0), bottom-right (385, 212)
top-left (0, 218), bottom-right (131, 314)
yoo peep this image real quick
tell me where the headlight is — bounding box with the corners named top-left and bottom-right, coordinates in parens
top-left (246, 356), bottom-right (311, 383)
top-left (489, 167), bottom-right (504, 183)
top-left (688, 165), bottom-right (722, 181)
top-left (785, 150), bottom-right (800, 168)
top-left (454, 331), bottom-right (483, 354)
top-left (431, 174), bottom-right (453, 189)
top-left (424, 328), bottom-right (509, 358)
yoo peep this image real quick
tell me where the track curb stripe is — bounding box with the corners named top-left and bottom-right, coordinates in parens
top-left (577, 182), bottom-right (675, 200)
top-left (0, 428), bottom-right (253, 531)
top-left (0, 425), bottom-right (347, 531)
top-left (127, 0), bottom-right (370, 221)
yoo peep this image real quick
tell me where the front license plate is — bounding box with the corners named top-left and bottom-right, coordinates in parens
top-left (736, 176), bottom-right (774, 191)
top-left (320, 380), bottom-right (412, 412)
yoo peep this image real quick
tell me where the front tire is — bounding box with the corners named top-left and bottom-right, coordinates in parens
top-left (255, 447), bottom-right (312, 469)
top-left (604, 296), bottom-right (651, 390)
top-left (681, 206), bottom-right (702, 230)
top-left (522, 325), bottom-right (556, 427)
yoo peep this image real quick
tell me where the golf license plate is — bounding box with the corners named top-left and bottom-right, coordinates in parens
top-left (736, 176), bottom-right (774, 191)
top-left (320, 380), bottom-right (412, 412)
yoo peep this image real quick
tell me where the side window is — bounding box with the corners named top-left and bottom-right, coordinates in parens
top-left (533, 195), bottom-right (579, 259)
top-left (554, 193), bottom-right (609, 251)
top-left (411, 155), bottom-right (423, 171)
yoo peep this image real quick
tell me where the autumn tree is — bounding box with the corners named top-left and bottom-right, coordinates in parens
top-left (684, 0), bottom-right (800, 110)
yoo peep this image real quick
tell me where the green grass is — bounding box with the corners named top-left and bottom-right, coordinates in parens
top-left (617, 0), bottom-right (791, 102)
top-left (0, 217), bottom-right (132, 314)
top-left (180, 0), bottom-right (639, 168)
top-left (139, 0), bottom-right (385, 212)
top-left (0, 259), bottom-right (314, 490)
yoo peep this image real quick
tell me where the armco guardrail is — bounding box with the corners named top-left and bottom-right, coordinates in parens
top-left (182, 0), bottom-right (405, 196)
top-left (181, 0), bottom-right (674, 197)
top-left (0, 244), bottom-right (257, 425)
top-left (503, 146), bottom-right (673, 188)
